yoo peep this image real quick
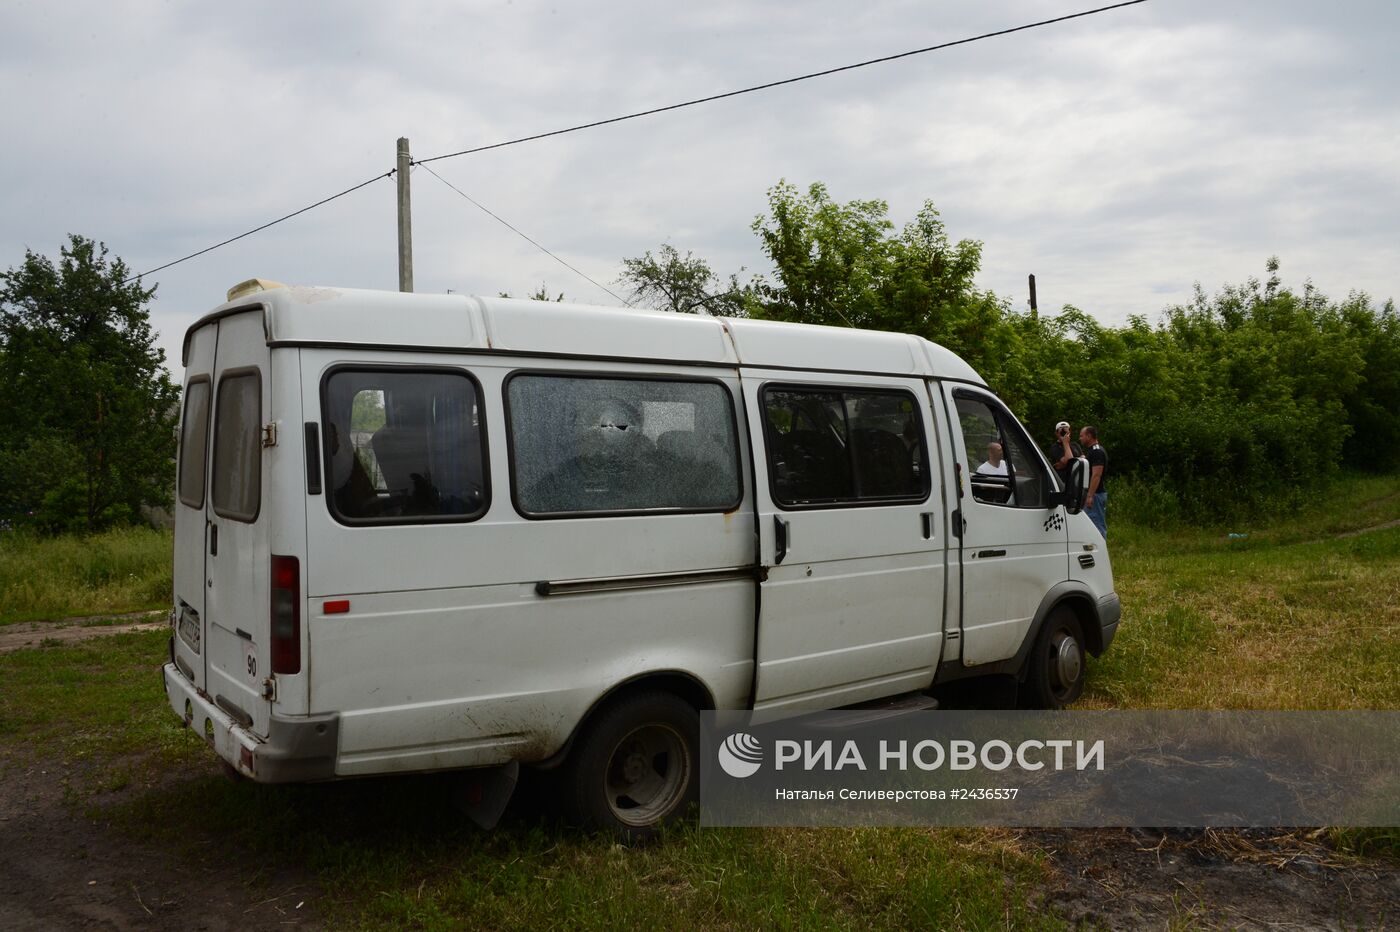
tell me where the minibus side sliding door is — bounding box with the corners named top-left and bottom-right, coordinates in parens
top-left (743, 369), bottom-right (946, 710)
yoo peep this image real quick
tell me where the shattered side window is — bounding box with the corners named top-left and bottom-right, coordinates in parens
top-left (507, 374), bottom-right (742, 517)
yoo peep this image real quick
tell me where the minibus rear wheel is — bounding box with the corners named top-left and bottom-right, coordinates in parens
top-left (1021, 607), bottom-right (1086, 709)
top-left (562, 690), bottom-right (698, 841)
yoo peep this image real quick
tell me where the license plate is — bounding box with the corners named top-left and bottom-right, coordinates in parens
top-left (178, 607), bottom-right (201, 654)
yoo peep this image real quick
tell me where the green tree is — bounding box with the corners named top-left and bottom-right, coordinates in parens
top-left (618, 243), bottom-right (752, 315)
top-left (1338, 295), bottom-right (1400, 469)
top-left (0, 235), bottom-right (179, 532)
top-left (619, 184), bottom-right (1400, 522)
top-left (746, 181), bottom-right (1021, 389)
top-left (748, 181), bottom-right (896, 327)
top-left (350, 389), bottom-right (386, 433)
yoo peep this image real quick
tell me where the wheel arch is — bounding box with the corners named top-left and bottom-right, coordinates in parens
top-left (1012, 582), bottom-right (1105, 681)
top-left (533, 669), bottom-right (716, 770)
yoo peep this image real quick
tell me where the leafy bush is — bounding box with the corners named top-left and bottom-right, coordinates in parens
top-left (1109, 476), bottom-right (1182, 529)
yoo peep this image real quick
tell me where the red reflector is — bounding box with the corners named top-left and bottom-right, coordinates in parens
top-left (323, 599), bottom-right (350, 615)
top-left (240, 746), bottom-right (254, 773)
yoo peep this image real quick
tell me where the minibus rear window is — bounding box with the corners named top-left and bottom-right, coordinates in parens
top-left (321, 369), bottom-right (488, 525)
top-left (211, 371), bottom-right (262, 522)
top-left (507, 374), bottom-right (742, 517)
top-left (178, 377), bottom-right (211, 509)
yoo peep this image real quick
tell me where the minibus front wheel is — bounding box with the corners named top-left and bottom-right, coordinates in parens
top-left (1020, 606), bottom-right (1087, 709)
top-left (561, 690), bottom-right (699, 841)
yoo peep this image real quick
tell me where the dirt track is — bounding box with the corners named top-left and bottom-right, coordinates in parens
top-left (0, 754), bottom-right (321, 930)
top-left (0, 612), bottom-right (165, 654)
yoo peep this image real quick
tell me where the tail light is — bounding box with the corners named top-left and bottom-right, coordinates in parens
top-left (270, 555), bottom-right (301, 674)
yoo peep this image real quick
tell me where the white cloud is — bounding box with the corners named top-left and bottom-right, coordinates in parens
top-left (1, 0), bottom-right (1396, 373)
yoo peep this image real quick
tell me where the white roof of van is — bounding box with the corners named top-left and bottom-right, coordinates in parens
top-left (186, 284), bottom-right (985, 385)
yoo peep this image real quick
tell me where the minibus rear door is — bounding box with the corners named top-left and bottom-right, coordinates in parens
top-left (172, 324), bottom-right (216, 691)
top-left (203, 311), bottom-right (273, 737)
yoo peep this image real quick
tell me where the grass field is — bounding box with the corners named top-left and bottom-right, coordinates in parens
top-left (1, 478), bottom-right (1397, 928)
top-left (0, 526), bottom-right (171, 625)
top-left (1084, 473), bottom-right (1400, 709)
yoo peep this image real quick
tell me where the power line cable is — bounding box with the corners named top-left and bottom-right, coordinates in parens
top-left (415, 0), bottom-right (1148, 165)
top-left (122, 171), bottom-right (395, 284)
top-left (419, 163), bottom-right (632, 305)
top-left (121, 1), bottom-right (1146, 285)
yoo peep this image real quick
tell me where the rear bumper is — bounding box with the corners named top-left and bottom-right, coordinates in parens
top-left (1096, 592), bottom-right (1122, 655)
top-left (162, 662), bottom-right (339, 782)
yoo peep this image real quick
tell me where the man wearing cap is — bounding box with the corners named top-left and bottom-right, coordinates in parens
top-left (1045, 421), bottom-right (1082, 488)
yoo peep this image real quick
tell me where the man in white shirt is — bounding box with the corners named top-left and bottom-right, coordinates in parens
top-left (974, 441), bottom-right (1010, 503)
top-left (976, 441), bottom-right (1008, 477)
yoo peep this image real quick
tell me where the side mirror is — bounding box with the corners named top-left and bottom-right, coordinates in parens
top-left (1063, 458), bottom-right (1087, 514)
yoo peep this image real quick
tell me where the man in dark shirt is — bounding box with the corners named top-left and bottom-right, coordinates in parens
top-left (1079, 425), bottom-right (1108, 538)
top-left (1045, 420), bottom-right (1082, 486)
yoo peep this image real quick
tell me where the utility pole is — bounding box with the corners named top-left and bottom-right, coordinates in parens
top-left (396, 137), bottom-right (414, 292)
top-left (1028, 273), bottom-right (1038, 322)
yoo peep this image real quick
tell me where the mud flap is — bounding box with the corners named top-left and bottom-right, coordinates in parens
top-left (450, 761), bottom-right (519, 830)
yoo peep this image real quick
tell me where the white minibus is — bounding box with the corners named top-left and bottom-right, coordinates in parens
top-left (163, 280), bottom-right (1119, 836)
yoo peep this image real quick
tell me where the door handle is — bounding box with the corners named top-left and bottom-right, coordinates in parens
top-left (976, 549), bottom-right (1007, 559)
top-left (920, 512), bottom-right (934, 540)
top-left (774, 515), bottom-right (789, 565)
top-left (209, 523), bottom-right (218, 556)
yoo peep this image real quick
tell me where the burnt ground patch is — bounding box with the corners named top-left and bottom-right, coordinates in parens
top-left (1030, 827), bottom-right (1399, 929)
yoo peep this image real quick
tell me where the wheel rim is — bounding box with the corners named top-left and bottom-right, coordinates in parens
top-left (1050, 627), bottom-right (1083, 698)
top-left (602, 722), bottom-right (691, 827)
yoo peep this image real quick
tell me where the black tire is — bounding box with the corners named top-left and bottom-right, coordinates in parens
top-left (1020, 607), bottom-right (1086, 709)
top-left (560, 690), bottom-right (699, 841)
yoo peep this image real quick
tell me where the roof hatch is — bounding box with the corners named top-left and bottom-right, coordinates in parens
top-left (226, 278), bottom-right (286, 302)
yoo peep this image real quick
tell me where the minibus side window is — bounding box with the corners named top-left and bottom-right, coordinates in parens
top-left (507, 374), bottom-right (742, 517)
top-left (178, 377), bottom-right (211, 509)
top-left (762, 386), bottom-right (928, 507)
top-left (954, 394), bottom-right (1047, 509)
top-left (322, 369), bottom-right (487, 524)
top-left (211, 371), bottom-right (261, 522)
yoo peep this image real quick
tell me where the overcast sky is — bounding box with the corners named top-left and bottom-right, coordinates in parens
top-left (2, 0), bottom-right (1396, 376)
